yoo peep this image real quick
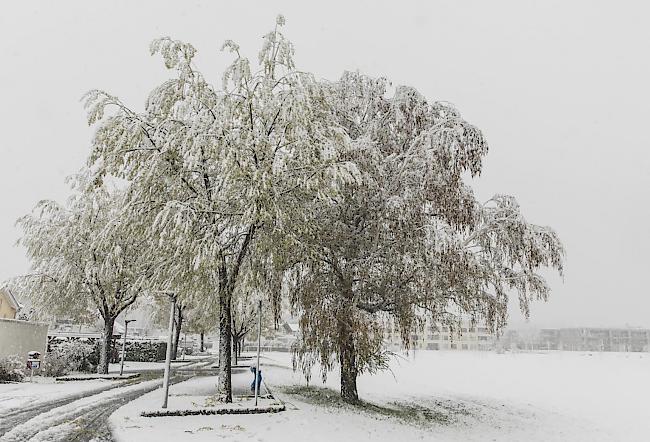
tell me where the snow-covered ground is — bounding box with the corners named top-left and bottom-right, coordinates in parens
top-left (106, 356), bottom-right (212, 373)
top-left (131, 373), bottom-right (279, 416)
top-left (1, 378), bottom-right (163, 442)
top-left (0, 377), bottom-right (119, 415)
top-left (109, 350), bottom-right (650, 441)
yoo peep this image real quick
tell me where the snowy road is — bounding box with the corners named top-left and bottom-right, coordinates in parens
top-left (0, 380), bottom-right (126, 437)
top-left (0, 357), bottom-right (217, 442)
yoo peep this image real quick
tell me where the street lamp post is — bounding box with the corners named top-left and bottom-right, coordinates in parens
top-left (162, 292), bottom-right (177, 409)
top-left (119, 319), bottom-right (136, 376)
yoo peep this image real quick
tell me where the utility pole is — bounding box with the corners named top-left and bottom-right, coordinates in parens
top-left (254, 299), bottom-right (262, 407)
top-left (162, 292), bottom-right (177, 409)
top-left (119, 319), bottom-right (136, 376)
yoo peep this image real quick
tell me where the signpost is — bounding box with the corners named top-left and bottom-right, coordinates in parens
top-left (119, 319), bottom-right (136, 376)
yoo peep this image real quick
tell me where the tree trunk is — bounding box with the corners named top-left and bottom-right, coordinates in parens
top-left (217, 285), bottom-right (232, 402)
top-left (98, 315), bottom-right (115, 374)
top-left (215, 225), bottom-right (254, 402)
top-left (338, 303), bottom-right (359, 403)
top-left (339, 338), bottom-right (359, 403)
top-left (172, 306), bottom-right (183, 360)
top-left (232, 332), bottom-right (238, 366)
top-left (200, 332), bottom-right (205, 353)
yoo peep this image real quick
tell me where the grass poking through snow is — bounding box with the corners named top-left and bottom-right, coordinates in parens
top-left (281, 385), bottom-right (472, 426)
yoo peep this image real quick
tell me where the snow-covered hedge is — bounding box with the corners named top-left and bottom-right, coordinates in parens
top-left (117, 340), bottom-right (167, 362)
top-left (48, 336), bottom-right (166, 365)
top-left (0, 355), bottom-right (25, 382)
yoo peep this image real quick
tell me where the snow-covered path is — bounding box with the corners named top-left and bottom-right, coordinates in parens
top-left (0, 378), bottom-right (164, 442)
top-left (0, 379), bottom-right (123, 436)
top-left (0, 356), bottom-right (218, 441)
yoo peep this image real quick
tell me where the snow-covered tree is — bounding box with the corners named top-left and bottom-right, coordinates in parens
top-left (82, 17), bottom-right (355, 401)
top-left (15, 172), bottom-right (152, 373)
top-left (284, 72), bottom-right (565, 402)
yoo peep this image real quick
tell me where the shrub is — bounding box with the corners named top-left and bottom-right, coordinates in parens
top-left (0, 355), bottom-right (25, 383)
top-left (42, 341), bottom-right (97, 377)
top-left (41, 351), bottom-right (73, 377)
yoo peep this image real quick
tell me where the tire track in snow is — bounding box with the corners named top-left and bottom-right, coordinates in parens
top-left (0, 378), bottom-right (164, 442)
top-left (1, 358), bottom-right (219, 442)
top-left (0, 381), bottom-right (127, 436)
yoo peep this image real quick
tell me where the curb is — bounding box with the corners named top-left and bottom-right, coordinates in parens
top-left (141, 403), bottom-right (286, 417)
top-left (55, 373), bottom-right (141, 382)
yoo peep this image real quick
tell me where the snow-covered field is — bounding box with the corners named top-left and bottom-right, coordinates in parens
top-left (109, 350), bottom-right (650, 442)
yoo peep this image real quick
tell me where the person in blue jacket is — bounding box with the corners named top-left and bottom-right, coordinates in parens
top-left (250, 366), bottom-right (262, 394)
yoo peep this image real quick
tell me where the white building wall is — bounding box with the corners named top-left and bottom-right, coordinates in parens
top-left (0, 318), bottom-right (49, 359)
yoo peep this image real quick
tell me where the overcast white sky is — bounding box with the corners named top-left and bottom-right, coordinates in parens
top-left (1, 1), bottom-right (648, 328)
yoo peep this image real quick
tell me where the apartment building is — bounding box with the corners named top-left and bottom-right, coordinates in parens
top-left (384, 319), bottom-right (494, 351)
top-left (508, 327), bottom-right (650, 352)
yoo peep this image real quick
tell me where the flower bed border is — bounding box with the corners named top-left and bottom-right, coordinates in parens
top-left (141, 403), bottom-right (285, 417)
top-left (55, 373), bottom-right (141, 381)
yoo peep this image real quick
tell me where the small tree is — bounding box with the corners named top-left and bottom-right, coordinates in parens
top-left (15, 172), bottom-right (152, 374)
top-left (184, 300), bottom-right (219, 354)
top-left (285, 73), bottom-right (565, 402)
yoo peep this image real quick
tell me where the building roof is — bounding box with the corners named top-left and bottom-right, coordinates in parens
top-left (0, 287), bottom-right (21, 311)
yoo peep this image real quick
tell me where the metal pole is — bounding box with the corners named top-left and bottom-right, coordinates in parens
top-left (162, 295), bottom-right (176, 409)
top-left (119, 321), bottom-right (128, 376)
top-left (255, 299), bottom-right (262, 406)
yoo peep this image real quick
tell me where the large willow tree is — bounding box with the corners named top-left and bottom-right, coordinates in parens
top-left (82, 17), bottom-right (355, 401)
top-left (285, 72), bottom-right (565, 402)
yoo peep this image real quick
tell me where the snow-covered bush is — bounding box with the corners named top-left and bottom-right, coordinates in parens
top-left (42, 341), bottom-right (97, 376)
top-left (41, 351), bottom-right (72, 377)
top-left (0, 355), bottom-right (25, 382)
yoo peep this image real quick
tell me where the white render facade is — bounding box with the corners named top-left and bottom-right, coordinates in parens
top-left (384, 319), bottom-right (495, 351)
